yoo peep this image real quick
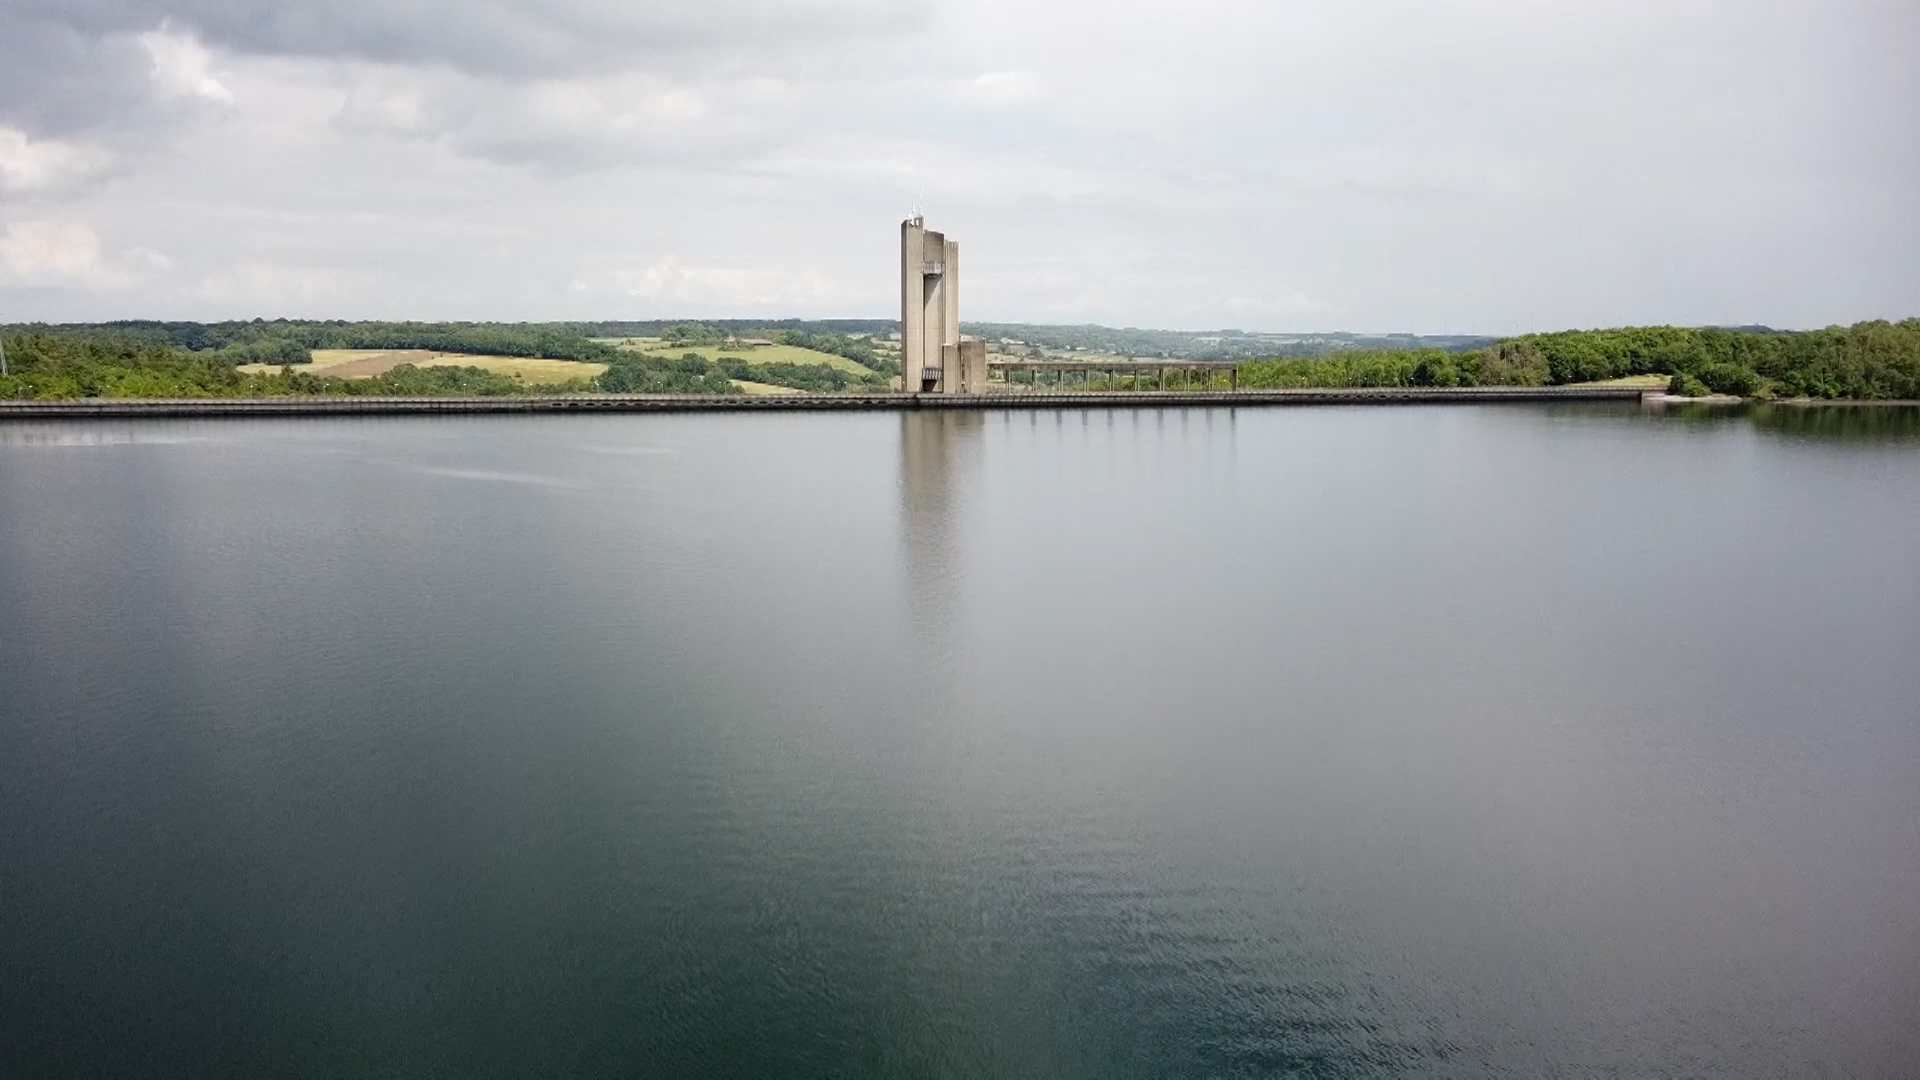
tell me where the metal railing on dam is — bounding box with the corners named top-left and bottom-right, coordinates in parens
top-left (0, 386), bottom-right (1657, 420)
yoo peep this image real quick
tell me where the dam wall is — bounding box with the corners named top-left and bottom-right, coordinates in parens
top-left (0, 386), bottom-right (1655, 421)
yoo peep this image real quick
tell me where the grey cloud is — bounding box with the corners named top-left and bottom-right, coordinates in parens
top-left (8, 0), bottom-right (931, 77)
top-left (0, 16), bottom-right (243, 164)
top-left (0, 0), bottom-right (930, 176)
top-left (0, 22), bottom-right (162, 134)
top-left (3, 0), bottom-right (1916, 332)
top-left (332, 66), bottom-right (802, 172)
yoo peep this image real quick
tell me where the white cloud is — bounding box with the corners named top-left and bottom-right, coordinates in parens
top-left (955, 71), bottom-right (1044, 106)
top-left (190, 261), bottom-right (352, 309)
top-left (139, 26), bottom-right (235, 104)
top-left (613, 257), bottom-right (836, 308)
top-left (0, 221), bottom-right (173, 289)
top-left (0, 221), bottom-right (109, 283)
top-left (0, 128), bottom-right (110, 193)
top-left (753, 137), bottom-right (1201, 207)
top-left (331, 65), bottom-right (790, 170)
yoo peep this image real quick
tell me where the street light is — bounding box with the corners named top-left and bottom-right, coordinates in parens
top-left (0, 321), bottom-right (8, 377)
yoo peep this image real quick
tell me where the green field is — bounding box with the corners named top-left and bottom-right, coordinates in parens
top-left (240, 349), bottom-right (606, 385)
top-left (1569, 373), bottom-right (1672, 388)
top-left (609, 339), bottom-right (877, 377)
top-left (731, 379), bottom-right (804, 395)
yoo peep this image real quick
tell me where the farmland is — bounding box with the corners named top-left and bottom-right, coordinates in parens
top-left (731, 379), bottom-right (805, 395)
top-left (600, 339), bottom-right (878, 378)
top-left (240, 350), bottom-right (606, 385)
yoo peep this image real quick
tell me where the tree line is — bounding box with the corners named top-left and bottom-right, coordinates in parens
top-left (1239, 320), bottom-right (1920, 399)
top-left (14, 320), bottom-right (621, 363)
top-left (596, 352), bottom-right (738, 394)
top-left (0, 330), bottom-right (877, 399)
top-left (596, 350), bottom-right (889, 394)
top-left (0, 332), bottom-right (575, 399)
top-left (576, 318), bottom-right (896, 339)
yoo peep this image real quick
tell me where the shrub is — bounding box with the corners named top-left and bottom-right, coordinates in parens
top-left (1475, 341), bottom-right (1552, 386)
top-left (1695, 362), bottom-right (1765, 397)
top-left (1669, 373), bottom-right (1712, 397)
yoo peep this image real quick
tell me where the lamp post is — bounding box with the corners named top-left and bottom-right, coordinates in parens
top-left (0, 321), bottom-right (8, 376)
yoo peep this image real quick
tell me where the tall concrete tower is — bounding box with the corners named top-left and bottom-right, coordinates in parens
top-left (901, 217), bottom-right (987, 394)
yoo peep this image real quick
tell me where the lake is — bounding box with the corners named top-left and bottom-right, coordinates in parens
top-left (2, 403), bottom-right (1916, 1076)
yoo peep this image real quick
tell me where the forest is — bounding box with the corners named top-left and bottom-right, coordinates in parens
top-left (12, 320), bottom-right (622, 364)
top-left (0, 332), bottom-right (555, 398)
top-left (595, 351), bottom-right (738, 394)
top-left (0, 328), bottom-right (881, 398)
top-left (1239, 320), bottom-right (1920, 399)
top-left (595, 348), bottom-right (889, 394)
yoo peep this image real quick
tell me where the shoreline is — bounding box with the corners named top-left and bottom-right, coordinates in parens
top-left (1656, 395), bottom-right (1920, 406)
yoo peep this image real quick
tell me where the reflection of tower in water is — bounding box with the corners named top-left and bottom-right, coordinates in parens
top-left (898, 412), bottom-right (985, 661)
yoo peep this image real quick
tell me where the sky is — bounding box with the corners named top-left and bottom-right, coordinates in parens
top-left (0, 0), bottom-right (1914, 334)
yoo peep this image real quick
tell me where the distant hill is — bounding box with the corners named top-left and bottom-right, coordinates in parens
top-left (580, 319), bottom-right (1498, 360)
top-left (959, 323), bottom-right (1497, 361)
top-left (9, 318), bottom-right (1500, 364)
top-left (574, 319), bottom-right (898, 339)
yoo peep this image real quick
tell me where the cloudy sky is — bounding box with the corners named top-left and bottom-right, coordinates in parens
top-left (0, 0), bottom-right (1914, 333)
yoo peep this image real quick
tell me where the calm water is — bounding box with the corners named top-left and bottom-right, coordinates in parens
top-left (2, 404), bottom-right (1917, 1077)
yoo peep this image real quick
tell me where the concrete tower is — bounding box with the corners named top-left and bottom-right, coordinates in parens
top-left (901, 217), bottom-right (987, 393)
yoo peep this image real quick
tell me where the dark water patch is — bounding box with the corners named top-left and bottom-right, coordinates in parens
top-left (1652, 400), bottom-right (1920, 442)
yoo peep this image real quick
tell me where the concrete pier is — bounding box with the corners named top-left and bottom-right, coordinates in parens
top-left (0, 386), bottom-right (1657, 420)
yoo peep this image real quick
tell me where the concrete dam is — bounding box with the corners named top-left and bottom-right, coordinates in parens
top-left (0, 386), bottom-right (1658, 420)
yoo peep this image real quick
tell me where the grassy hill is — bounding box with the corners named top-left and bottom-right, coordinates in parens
top-left (608, 339), bottom-right (876, 377)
